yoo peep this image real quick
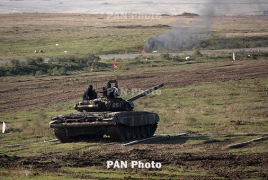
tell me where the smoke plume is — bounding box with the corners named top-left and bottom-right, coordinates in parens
top-left (143, 0), bottom-right (225, 52)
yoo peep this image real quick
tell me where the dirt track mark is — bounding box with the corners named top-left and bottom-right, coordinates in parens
top-left (1, 62), bottom-right (268, 112)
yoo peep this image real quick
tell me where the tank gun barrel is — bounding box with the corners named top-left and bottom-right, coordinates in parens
top-left (126, 83), bottom-right (164, 102)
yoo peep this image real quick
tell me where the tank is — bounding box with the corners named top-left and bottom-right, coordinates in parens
top-left (49, 80), bottom-right (164, 143)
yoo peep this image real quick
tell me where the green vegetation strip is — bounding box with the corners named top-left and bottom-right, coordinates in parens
top-left (1, 50), bottom-right (268, 77)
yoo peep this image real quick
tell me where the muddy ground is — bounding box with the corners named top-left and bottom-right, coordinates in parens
top-left (0, 136), bottom-right (268, 179)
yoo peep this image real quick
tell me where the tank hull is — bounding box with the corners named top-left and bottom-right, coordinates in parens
top-left (50, 111), bottom-right (159, 142)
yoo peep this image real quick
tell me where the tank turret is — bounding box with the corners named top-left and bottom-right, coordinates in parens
top-left (74, 80), bottom-right (164, 112)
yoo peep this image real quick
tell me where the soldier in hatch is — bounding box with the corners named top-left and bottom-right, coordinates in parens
top-left (103, 82), bottom-right (119, 98)
top-left (83, 85), bottom-right (97, 100)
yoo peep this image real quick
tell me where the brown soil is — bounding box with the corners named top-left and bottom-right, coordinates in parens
top-left (1, 61), bottom-right (268, 112)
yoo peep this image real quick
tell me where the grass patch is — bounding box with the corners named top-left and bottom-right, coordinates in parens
top-left (0, 100), bottom-right (78, 155)
top-left (61, 167), bottom-right (149, 179)
top-left (0, 22), bottom-right (166, 60)
top-left (132, 78), bottom-right (268, 135)
top-left (0, 167), bottom-right (75, 180)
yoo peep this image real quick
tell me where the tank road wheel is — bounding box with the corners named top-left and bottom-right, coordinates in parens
top-left (131, 126), bottom-right (137, 139)
top-left (151, 123), bottom-right (158, 135)
top-left (125, 126), bottom-right (132, 140)
top-left (146, 125), bottom-right (152, 137)
top-left (111, 124), bottom-right (126, 141)
top-left (54, 128), bottom-right (71, 143)
top-left (88, 134), bottom-right (97, 140)
top-left (140, 125), bottom-right (147, 138)
top-left (136, 126), bottom-right (141, 139)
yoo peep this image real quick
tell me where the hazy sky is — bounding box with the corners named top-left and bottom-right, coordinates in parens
top-left (0, 0), bottom-right (267, 15)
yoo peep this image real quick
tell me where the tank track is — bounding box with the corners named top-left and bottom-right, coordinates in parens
top-left (54, 127), bottom-right (102, 142)
top-left (108, 123), bottom-right (158, 141)
top-left (54, 128), bottom-right (72, 143)
top-left (54, 124), bottom-right (157, 142)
